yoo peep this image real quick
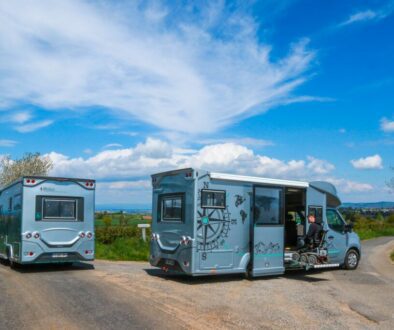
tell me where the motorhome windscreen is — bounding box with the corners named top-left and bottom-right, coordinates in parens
top-left (201, 190), bottom-right (225, 209)
top-left (35, 196), bottom-right (84, 221)
top-left (160, 194), bottom-right (184, 222)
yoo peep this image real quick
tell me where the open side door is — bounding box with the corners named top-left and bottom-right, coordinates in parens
top-left (250, 185), bottom-right (285, 277)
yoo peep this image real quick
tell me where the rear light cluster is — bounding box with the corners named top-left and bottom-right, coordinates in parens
top-left (84, 250), bottom-right (93, 255)
top-left (24, 232), bottom-right (39, 239)
top-left (151, 233), bottom-right (160, 241)
top-left (180, 236), bottom-right (192, 245)
top-left (25, 179), bottom-right (37, 185)
top-left (85, 181), bottom-right (94, 187)
top-left (24, 251), bottom-right (35, 256)
top-left (79, 231), bottom-right (93, 239)
top-left (185, 172), bottom-right (193, 178)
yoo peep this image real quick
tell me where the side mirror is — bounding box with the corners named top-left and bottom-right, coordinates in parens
top-left (344, 223), bottom-right (353, 233)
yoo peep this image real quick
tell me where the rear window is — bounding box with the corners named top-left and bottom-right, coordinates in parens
top-left (36, 196), bottom-right (84, 221)
top-left (159, 194), bottom-right (184, 223)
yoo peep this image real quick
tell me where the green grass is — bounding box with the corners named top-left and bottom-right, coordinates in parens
top-left (95, 237), bottom-right (149, 261)
top-left (354, 227), bottom-right (394, 240)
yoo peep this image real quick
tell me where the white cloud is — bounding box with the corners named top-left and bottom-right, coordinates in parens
top-left (14, 120), bottom-right (53, 133)
top-left (340, 10), bottom-right (378, 26)
top-left (306, 156), bottom-right (335, 174)
top-left (103, 143), bottom-right (123, 149)
top-left (350, 154), bottom-right (383, 170)
top-left (0, 1), bottom-right (318, 135)
top-left (48, 138), bottom-right (336, 180)
top-left (0, 111), bottom-right (32, 124)
top-left (380, 117), bottom-right (394, 132)
top-left (199, 137), bottom-right (274, 147)
top-left (46, 137), bottom-right (377, 203)
top-left (0, 139), bottom-right (17, 147)
top-left (339, 4), bottom-right (394, 27)
top-left (326, 178), bottom-right (374, 194)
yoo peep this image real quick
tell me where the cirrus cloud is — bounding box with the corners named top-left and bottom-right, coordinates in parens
top-left (0, 0), bottom-right (319, 136)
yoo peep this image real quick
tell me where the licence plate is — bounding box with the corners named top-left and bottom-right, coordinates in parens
top-left (165, 259), bottom-right (175, 266)
top-left (52, 253), bottom-right (68, 258)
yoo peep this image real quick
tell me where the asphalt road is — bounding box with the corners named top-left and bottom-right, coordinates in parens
top-left (0, 237), bottom-right (393, 330)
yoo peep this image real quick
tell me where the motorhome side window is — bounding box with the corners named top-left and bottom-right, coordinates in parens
top-left (201, 189), bottom-right (226, 209)
top-left (308, 206), bottom-right (323, 224)
top-left (35, 196), bottom-right (84, 221)
top-left (159, 194), bottom-right (184, 222)
top-left (254, 187), bottom-right (282, 225)
top-left (13, 194), bottom-right (22, 211)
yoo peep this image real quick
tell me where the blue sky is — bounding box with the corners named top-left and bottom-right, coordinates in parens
top-left (0, 0), bottom-right (393, 205)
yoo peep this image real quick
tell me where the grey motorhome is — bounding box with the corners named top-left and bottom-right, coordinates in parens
top-left (150, 169), bottom-right (361, 277)
top-left (0, 176), bottom-right (95, 266)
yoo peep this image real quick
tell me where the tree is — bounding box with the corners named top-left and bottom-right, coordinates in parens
top-left (0, 152), bottom-right (53, 187)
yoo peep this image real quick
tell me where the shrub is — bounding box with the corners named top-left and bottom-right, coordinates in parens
top-left (95, 225), bottom-right (151, 244)
top-left (387, 214), bottom-right (394, 225)
top-left (102, 215), bottom-right (112, 227)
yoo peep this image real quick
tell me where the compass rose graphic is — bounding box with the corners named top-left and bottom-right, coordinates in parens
top-left (196, 208), bottom-right (231, 251)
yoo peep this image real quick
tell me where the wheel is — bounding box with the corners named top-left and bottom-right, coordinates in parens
top-left (344, 249), bottom-right (359, 270)
top-left (307, 254), bottom-right (318, 265)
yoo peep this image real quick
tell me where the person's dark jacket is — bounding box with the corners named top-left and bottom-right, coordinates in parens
top-left (306, 222), bottom-right (322, 244)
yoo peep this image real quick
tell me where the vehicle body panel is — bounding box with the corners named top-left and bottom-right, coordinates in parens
top-left (0, 177), bottom-right (95, 264)
top-left (150, 169), bottom-right (361, 277)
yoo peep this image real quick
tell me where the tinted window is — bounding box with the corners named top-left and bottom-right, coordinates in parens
top-left (254, 187), bottom-right (282, 225)
top-left (201, 190), bottom-right (226, 209)
top-left (308, 206), bottom-right (323, 224)
top-left (160, 194), bottom-right (183, 222)
top-left (326, 209), bottom-right (345, 232)
top-left (43, 199), bottom-right (77, 220)
top-left (35, 196), bottom-right (84, 221)
top-left (8, 197), bottom-right (12, 212)
top-left (13, 194), bottom-right (22, 211)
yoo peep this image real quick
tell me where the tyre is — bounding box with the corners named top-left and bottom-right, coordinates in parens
top-left (344, 249), bottom-right (359, 270)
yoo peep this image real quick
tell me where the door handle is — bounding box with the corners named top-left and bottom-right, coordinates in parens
top-left (328, 236), bottom-right (334, 239)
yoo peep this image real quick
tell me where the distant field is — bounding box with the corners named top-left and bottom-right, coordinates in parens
top-left (95, 213), bottom-right (151, 227)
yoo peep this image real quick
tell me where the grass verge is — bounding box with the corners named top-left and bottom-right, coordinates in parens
top-left (355, 227), bottom-right (394, 240)
top-left (95, 237), bottom-right (149, 261)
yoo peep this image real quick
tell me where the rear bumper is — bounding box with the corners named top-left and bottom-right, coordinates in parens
top-left (20, 252), bottom-right (94, 264)
top-left (19, 239), bottom-right (95, 264)
top-left (150, 241), bottom-right (192, 274)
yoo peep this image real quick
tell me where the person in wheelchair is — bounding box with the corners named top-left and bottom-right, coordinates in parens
top-left (305, 213), bottom-right (323, 248)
